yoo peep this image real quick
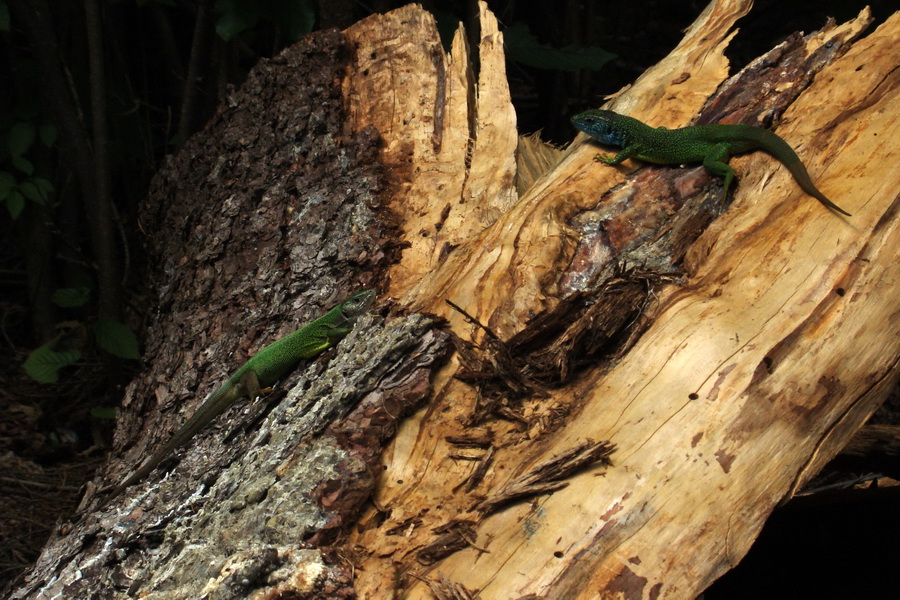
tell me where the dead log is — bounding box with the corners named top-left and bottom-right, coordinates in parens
top-left (8, 1), bottom-right (898, 599)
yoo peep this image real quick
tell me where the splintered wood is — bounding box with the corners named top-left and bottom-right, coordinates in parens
top-left (344, 1), bottom-right (900, 598)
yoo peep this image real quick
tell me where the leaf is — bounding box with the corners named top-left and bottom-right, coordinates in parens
top-left (93, 317), bottom-right (140, 359)
top-left (0, 171), bottom-right (14, 199)
top-left (32, 176), bottom-right (54, 197)
top-left (503, 23), bottom-right (616, 72)
top-left (39, 123), bottom-right (58, 147)
top-left (23, 344), bottom-right (81, 383)
top-left (0, 2), bottom-right (9, 32)
top-left (52, 287), bottom-right (91, 308)
top-left (6, 189), bottom-right (24, 219)
top-left (8, 121), bottom-right (36, 157)
top-left (18, 181), bottom-right (45, 204)
top-left (12, 154), bottom-right (34, 175)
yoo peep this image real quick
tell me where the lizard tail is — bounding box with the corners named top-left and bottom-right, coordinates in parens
top-left (751, 128), bottom-right (852, 216)
top-left (110, 381), bottom-right (237, 497)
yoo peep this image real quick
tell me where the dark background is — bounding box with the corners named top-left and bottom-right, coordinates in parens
top-left (0, 0), bottom-right (894, 596)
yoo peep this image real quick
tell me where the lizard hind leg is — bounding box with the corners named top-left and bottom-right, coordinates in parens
top-left (236, 369), bottom-right (266, 401)
top-left (702, 143), bottom-right (735, 202)
top-left (223, 369), bottom-right (276, 443)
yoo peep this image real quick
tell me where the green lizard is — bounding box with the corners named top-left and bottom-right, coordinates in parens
top-left (571, 109), bottom-right (851, 216)
top-left (110, 288), bottom-right (376, 498)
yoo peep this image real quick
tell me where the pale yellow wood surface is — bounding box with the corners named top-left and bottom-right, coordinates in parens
top-left (345, 3), bottom-right (517, 297)
top-left (344, 1), bottom-right (899, 597)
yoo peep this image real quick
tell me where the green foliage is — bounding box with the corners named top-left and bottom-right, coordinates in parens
top-left (214, 0), bottom-right (316, 42)
top-left (0, 171), bottom-right (54, 218)
top-left (0, 2), bottom-right (9, 32)
top-left (22, 310), bottom-right (139, 383)
top-left (7, 121), bottom-right (39, 174)
top-left (18, 180), bottom-right (45, 203)
top-left (23, 316), bottom-right (140, 383)
top-left (0, 171), bottom-right (19, 217)
top-left (93, 317), bottom-right (141, 360)
top-left (52, 287), bottom-right (92, 308)
top-left (5, 188), bottom-right (23, 218)
top-left (23, 344), bottom-right (81, 384)
top-left (33, 176), bottom-right (53, 197)
top-left (0, 171), bottom-right (12, 197)
top-left (503, 23), bottom-right (615, 72)
top-left (11, 154), bottom-right (33, 175)
top-left (1, 117), bottom-right (57, 218)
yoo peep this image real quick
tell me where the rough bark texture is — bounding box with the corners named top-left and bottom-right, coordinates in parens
top-left (9, 2), bottom-right (900, 599)
top-left (119, 28), bottom-right (396, 474)
top-left (7, 28), bottom-right (451, 600)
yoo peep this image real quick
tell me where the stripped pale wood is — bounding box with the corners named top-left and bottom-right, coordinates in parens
top-left (344, 2), bottom-right (899, 598)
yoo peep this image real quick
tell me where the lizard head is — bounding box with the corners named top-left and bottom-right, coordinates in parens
top-left (571, 109), bottom-right (628, 148)
top-left (340, 289), bottom-right (376, 321)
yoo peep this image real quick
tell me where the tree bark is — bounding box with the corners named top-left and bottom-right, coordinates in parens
top-left (8, 2), bottom-right (899, 599)
top-left (7, 28), bottom-right (451, 600)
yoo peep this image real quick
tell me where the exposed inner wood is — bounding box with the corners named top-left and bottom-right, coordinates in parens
top-left (344, 2), bottom-right (899, 598)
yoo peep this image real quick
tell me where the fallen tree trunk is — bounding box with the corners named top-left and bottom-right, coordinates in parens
top-left (9, 1), bottom-right (898, 599)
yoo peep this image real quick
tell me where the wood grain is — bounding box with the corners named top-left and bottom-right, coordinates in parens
top-left (344, 2), bottom-right (899, 598)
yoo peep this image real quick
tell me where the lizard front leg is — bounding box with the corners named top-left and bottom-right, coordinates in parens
top-left (594, 145), bottom-right (637, 165)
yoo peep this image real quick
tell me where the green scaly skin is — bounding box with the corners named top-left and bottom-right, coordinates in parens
top-left (571, 109), bottom-right (851, 216)
top-left (110, 289), bottom-right (376, 497)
